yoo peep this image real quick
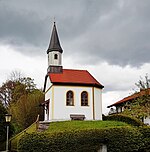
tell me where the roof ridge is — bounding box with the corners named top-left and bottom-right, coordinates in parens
top-left (107, 88), bottom-right (150, 108)
top-left (121, 88), bottom-right (150, 100)
top-left (63, 69), bottom-right (87, 71)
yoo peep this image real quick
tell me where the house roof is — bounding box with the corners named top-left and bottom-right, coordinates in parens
top-left (47, 22), bottom-right (63, 54)
top-left (107, 88), bottom-right (150, 108)
top-left (47, 69), bottom-right (104, 89)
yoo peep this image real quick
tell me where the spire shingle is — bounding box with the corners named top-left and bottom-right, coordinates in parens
top-left (47, 22), bottom-right (63, 54)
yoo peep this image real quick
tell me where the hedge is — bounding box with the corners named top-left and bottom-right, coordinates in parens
top-left (138, 127), bottom-right (150, 152)
top-left (103, 114), bottom-right (144, 126)
top-left (10, 121), bottom-right (37, 151)
top-left (18, 127), bottom-right (150, 152)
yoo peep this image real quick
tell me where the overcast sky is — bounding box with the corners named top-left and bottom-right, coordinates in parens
top-left (0, 0), bottom-right (150, 114)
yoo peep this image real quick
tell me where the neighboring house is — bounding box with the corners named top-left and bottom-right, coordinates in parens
top-left (42, 22), bottom-right (104, 121)
top-left (107, 89), bottom-right (150, 125)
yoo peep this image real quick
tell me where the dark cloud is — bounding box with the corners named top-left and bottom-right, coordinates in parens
top-left (0, 0), bottom-right (150, 66)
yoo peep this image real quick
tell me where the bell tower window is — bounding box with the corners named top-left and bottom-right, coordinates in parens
top-left (54, 54), bottom-right (58, 60)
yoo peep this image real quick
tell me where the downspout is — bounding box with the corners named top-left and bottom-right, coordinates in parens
top-left (92, 86), bottom-right (95, 120)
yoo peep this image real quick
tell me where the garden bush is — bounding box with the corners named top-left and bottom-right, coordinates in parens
top-left (18, 126), bottom-right (150, 152)
top-left (10, 121), bottom-right (37, 151)
top-left (103, 114), bottom-right (144, 126)
top-left (138, 127), bottom-right (150, 152)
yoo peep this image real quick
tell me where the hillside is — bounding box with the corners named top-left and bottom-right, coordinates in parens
top-left (46, 120), bottom-right (129, 133)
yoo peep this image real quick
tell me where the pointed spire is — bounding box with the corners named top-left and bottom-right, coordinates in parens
top-left (47, 22), bottom-right (63, 54)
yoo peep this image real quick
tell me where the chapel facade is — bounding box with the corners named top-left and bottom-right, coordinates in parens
top-left (43, 22), bottom-right (104, 121)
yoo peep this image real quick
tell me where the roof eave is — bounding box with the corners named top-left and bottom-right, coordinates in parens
top-left (51, 82), bottom-right (104, 89)
top-left (47, 48), bottom-right (63, 54)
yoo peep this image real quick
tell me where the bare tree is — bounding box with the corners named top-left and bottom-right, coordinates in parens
top-left (135, 74), bottom-right (150, 91)
top-left (9, 70), bottom-right (23, 82)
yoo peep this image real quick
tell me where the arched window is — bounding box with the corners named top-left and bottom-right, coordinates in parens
top-left (54, 54), bottom-right (58, 59)
top-left (66, 91), bottom-right (74, 106)
top-left (81, 91), bottom-right (88, 106)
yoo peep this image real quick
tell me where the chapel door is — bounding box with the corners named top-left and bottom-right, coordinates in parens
top-left (46, 102), bottom-right (49, 120)
top-left (44, 99), bottom-right (50, 121)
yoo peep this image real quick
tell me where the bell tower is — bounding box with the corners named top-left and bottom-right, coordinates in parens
top-left (47, 22), bottom-right (63, 73)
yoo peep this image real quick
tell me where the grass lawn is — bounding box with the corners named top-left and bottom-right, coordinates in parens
top-left (46, 120), bottom-right (130, 133)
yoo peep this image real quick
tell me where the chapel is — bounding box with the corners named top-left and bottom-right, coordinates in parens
top-left (43, 22), bottom-right (104, 121)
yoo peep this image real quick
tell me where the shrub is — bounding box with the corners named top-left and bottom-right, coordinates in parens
top-left (138, 127), bottom-right (150, 152)
top-left (10, 121), bottom-right (37, 151)
top-left (18, 127), bottom-right (149, 152)
top-left (103, 114), bottom-right (144, 126)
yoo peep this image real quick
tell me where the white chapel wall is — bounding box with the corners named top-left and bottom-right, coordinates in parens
top-left (45, 77), bottom-right (52, 100)
top-left (52, 86), bottom-right (94, 120)
top-left (44, 77), bottom-right (52, 121)
top-left (94, 87), bottom-right (102, 120)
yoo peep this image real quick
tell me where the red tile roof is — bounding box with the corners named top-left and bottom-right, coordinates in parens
top-left (48, 69), bottom-right (104, 88)
top-left (107, 88), bottom-right (150, 108)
